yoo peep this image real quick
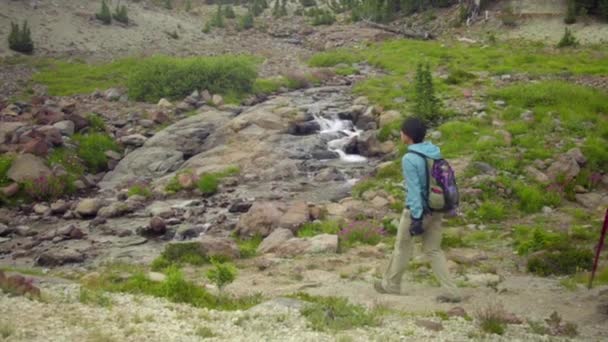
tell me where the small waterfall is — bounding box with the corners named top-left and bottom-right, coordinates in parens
top-left (307, 102), bottom-right (367, 163)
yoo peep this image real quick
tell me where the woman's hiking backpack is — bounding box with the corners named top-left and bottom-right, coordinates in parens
top-left (410, 151), bottom-right (459, 216)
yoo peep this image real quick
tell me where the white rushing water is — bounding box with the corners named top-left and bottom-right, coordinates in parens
top-left (309, 104), bottom-right (367, 163)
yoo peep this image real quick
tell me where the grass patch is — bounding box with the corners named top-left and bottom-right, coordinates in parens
top-left (235, 235), bottom-right (262, 258)
top-left (127, 184), bottom-right (152, 198)
top-left (308, 50), bottom-right (362, 67)
top-left (87, 113), bottom-right (107, 132)
top-left (194, 326), bottom-right (216, 338)
top-left (0, 154), bottom-right (14, 187)
top-left (290, 293), bottom-right (381, 331)
top-left (79, 287), bottom-right (113, 307)
top-left (31, 58), bottom-right (137, 96)
top-left (86, 265), bottom-right (260, 311)
top-left (48, 148), bottom-right (85, 176)
top-left (0, 322), bottom-right (15, 339)
top-left (253, 77), bottom-right (288, 95)
top-left (197, 174), bottom-right (219, 195)
top-left (151, 242), bottom-right (210, 271)
top-left (297, 220), bottom-right (343, 238)
top-left (73, 133), bottom-right (120, 173)
top-left (127, 55), bottom-right (257, 102)
top-left (476, 302), bottom-right (508, 335)
top-left (339, 220), bottom-right (386, 248)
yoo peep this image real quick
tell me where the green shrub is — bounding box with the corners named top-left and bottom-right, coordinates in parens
top-left (413, 63), bottom-right (441, 125)
top-left (298, 220), bottom-right (342, 238)
top-left (272, 0), bottom-right (288, 17)
top-left (22, 174), bottom-right (76, 201)
top-left (513, 182), bottom-right (561, 213)
top-left (206, 259), bottom-right (237, 291)
top-left (583, 136), bottom-right (608, 172)
top-left (311, 9), bottom-right (336, 26)
top-left (0, 155), bottom-right (14, 187)
top-left (557, 28), bottom-right (579, 48)
top-left (527, 247), bottom-right (593, 276)
top-left (476, 201), bottom-right (507, 222)
top-left (128, 184), bottom-right (152, 198)
top-left (212, 5), bottom-right (225, 28)
top-left (158, 242), bottom-right (210, 267)
top-left (500, 6), bottom-right (517, 27)
top-left (127, 56), bottom-right (257, 102)
top-left (86, 113), bottom-right (106, 132)
top-left (8, 21), bottom-right (34, 54)
top-left (224, 5), bottom-right (236, 19)
top-left (292, 293), bottom-right (380, 331)
top-left (565, 0), bottom-right (577, 24)
top-left (73, 133), bottom-right (120, 172)
top-left (476, 302), bottom-right (507, 335)
top-left (112, 4), bottom-right (129, 24)
top-left (164, 0), bottom-right (173, 10)
top-left (197, 174), bottom-right (219, 195)
top-left (238, 11), bottom-right (255, 31)
top-left (96, 0), bottom-right (112, 25)
top-left (513, 226), bottom-right (567, 256)
top-left (300, 0), bottom-right (317, 7)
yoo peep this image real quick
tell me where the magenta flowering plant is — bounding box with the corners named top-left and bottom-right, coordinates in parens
top-left (339, 220), bottom-right (386, 247)
top-left (22, 175), bottom-right (67, 201)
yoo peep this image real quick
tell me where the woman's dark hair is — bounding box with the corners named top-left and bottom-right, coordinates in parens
top-left (401, 117), bottom-right (427, 143)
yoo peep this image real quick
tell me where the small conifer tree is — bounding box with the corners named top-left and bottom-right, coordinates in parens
top-left (8, 21), bottom-right (34, 54)
top-left (113, 4), bottom-right (129, 24)
top-left (413, 63), bottom-right (441, 125)
top-left (96, 0), bottom-right (112, 25)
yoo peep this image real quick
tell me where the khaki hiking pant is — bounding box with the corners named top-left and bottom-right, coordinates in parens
top-left (382, 209), bottom-right (459, 298)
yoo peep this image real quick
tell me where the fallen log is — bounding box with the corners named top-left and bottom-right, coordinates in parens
top-left (363, 20), bottom-right (435, 40)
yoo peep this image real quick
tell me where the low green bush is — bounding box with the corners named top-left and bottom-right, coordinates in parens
top-left (557, 28), bottom-right (579, 48)
top-left (128, 184), bottom-right (152, 198)
top-left (127, 56), bottom-right (257, 103)
top-left (253, 77), bottom-right (288, 95)
top-left (527, 247), bottom-right (593, 276)
top-left (513, 182), bottom-right (561, 213)
top-left (73, 133), bottom-right (120, 172)
top-left (8, 21), bottom-right (34, 54)
top-left (96, 0), bottom-right (112, 25)
top-left (339, 221), bottom-right (386, 247)
top-left (235, 235), bottom-right (262, 258)
top-left (238, 11), bottom-right (255, 31)
top-left (197, 174), bottom-right (219, 195)
top-left (206, 259), bottom-right (237, 291)
top-left (22, 174), bottom-right (77, 201)
top-left (47, 148), bottom-right (85, 176)
top-left (445, 69), bottom-right (476, 85)
top-left (475, 201), bottom-right (507, 222)
top-left (113, 4), bottom-right (129, 24)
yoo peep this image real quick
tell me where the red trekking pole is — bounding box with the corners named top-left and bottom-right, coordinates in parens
top-left (589, 208), bottom-right (608, 289)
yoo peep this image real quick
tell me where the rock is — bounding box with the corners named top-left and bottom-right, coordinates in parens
top-left (0, 272), bottom-right (41, 299)
top-left (236, 201), bottom-right (284, 237)
top-left (370, 196), bottom-right (389, 209)
top-left (0, 104), bottom-right (20, 116)
top-left (15, 225), bottom-right (35, 237)
top-left (1, 183), bottom-right (20, 197)
top-left (148, 216), bottom-right (167, 234)
top-left (566, 148), bottom-right (586, 165)
top-left (105, 150), bottom-right (122, 161)
top-left (525, 166), bottom-right (550, 184)
top-left (20, 138), bottom-right (49, 156)
top-left (494, 100), bottom-right (506, 107)
top-left (273, 238), bottom-right (311, 258)
top-left (574, 185), bottom-right (587, 194)
top-left (279, 201), bottom-right (310, 231)
top-left (520, 110), bottom-right (534, 122)
top-left (197, 235), bottom-right (240, 260)
top-left (0, 224), bottom-right (13, 237)
top-left (97, 202), bottom-right (130, 218)
top-left (34, 107), bottom-right (64, 125)
top-left (53, 120), bottom-right (75, 136)
top-left (119, 134), bottom-right (147, 147)
top-left (33, 204), bottom-right (50, 215)
top-left (36, 249), bottom-right (85, 266)
top-left (75, 198), bottom-right (103, 217)
top-left (495, 129), bottom-right (512, 145)
top-left (211, 95), bottom-right (224, 107)
top-left (150, 111), bottom-right (169, 124)
top-left (353, 96), bottom-right (369, 106)
top-left (379, 110), bottom-right (401, 127)
top-left (57, 224), bottom-right (84, 239)
top-left (148, 272), bottom-right (166, 282)
top-left (314, 168), bottom-right (345, 182)
top-left (447, 248), bottom-right (488, 265)
top-left (288, 121), bottom-right (320, 135)
top-left (415, 319), bottom-right (444, 331)
top-left (306, 234), bottom-right (338, 254)
top-left (575, 193), bottom-right (608, 210)
top-left (7, 154), bottom-right (51, 183)
top-left (174, 224), bottom-right (208, 240)
top-left (467, 273), bottom-right (502, 287)
top-left (228, 199), bottom-right (252, 213)
top-left (157, 98), bottom-right (173, 109)
top-left (473, 162), bottom-right (496, 175)
top-left (500, 74), bottom-right (512, 81)
top-left (542, 206), bottom-right (553, 214)
top-left (0, 122), bottom-right (25, 144)
top-left (546, 154), bottom-right (580, 182)
top-left (257, 228), bottom-right (294, 254)
top-left (146, 202), bottom-right (175, 218)
top-left (430, 131), bottom-right (442, 140)
top-left (356, 131), bottom-right (389, 157)
top-left (104, 88), bottom-right (121, 101)
top-left (447, 307), bottom-right (468, 318)
top-left (201, 90), bottom-right (212, 102)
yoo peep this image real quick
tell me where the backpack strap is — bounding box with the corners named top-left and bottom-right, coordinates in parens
top-left (407, 150), bottom-right (432, 213)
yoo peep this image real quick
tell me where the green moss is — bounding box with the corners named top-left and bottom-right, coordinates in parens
top-left (290, 293), bottom-right (381, 331)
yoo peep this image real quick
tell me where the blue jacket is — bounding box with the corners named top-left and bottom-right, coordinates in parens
top-left (402, 142), bottom-right (442, 219)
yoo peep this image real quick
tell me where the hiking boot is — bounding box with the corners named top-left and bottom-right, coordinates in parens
top-left (373, 280), bottom-right (402, 295)
top-left (436, 293), bottom-right (462, 303)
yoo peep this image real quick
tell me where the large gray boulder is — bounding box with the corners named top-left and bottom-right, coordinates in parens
top-left (7, 154), bottom-right (51, 183)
